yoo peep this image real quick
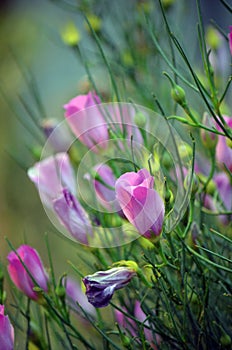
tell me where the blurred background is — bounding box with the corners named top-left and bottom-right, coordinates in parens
top-left (0, 2), bottom-right (231, 345)
top-left (0, 0), bottom-right (88, 274)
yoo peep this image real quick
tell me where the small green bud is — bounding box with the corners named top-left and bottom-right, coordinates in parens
top-left (226, 137), bottom-right (232, 149)
top-left (178, 143), bottom-right (192, 159)
top-left (165, 188), bottom-right (174, 204)
top-left (61, 22), bottom-right (81, 46)
top-left (184, 172), bottom-right (199, 195)
top-left (197, 173), bottom-right (216, 195)
top-left (103, 213), bottom-right (122, 227)
top-left (55, 285), bottom-right (66, 298)
top-left (161, 0), bottom-right (175, 10)
top-left (162, 151), bottom-right (173, 170)
top-left (220, 334), bottom-right (231, 347)
top-left (120, 334), bottom-right (131, 348)
top-left (121, 51), bottom-right (134, 67)
top-left (112, 260), bottom-right (139, 273)
top-left (31, 146), bottom-right (42, 160)
top-left (206, 26), bottom-right (221, 50)
top-left (85, 14), bottom-right (102, 33)
top-left (134, 112), bottom-right (147, 128)
top-left (171, 84), bottom-right (186, 105)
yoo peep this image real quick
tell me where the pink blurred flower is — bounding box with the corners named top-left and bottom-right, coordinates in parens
top-left (115, 301), bottom-right (160, 349)
top-left (64, 277), bottom-right (96, 317)
top-left (229, 26), bottom-right (232, 55)
top-left (7, 245), bottom-right (49, 300)
top-left (64, 92), bottom-right (109, 152)
top-left (0, 305), bottom-right (14, 350)
top-left (216, 116), bottom-right (232, 172)
top-left (204, 172), bottom-right (232, 225)
top-left (28, 153), bottom-right (76, 209)
top-left (53, 189), bottom-right (93, 244)
top-left (115, 169), bottom-right (164, 239)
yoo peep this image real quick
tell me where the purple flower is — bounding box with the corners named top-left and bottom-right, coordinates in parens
top-left (86, 163), bottom-right (122, 213)
top-left (27, 153), bottom-right (76, 209)
top-left (64, 277), bottom-right (96, 316)
top-left (216, 116), bottom-right (232, 172)
top-left (53, 189), bottom-right (93, 244)
top-left (64, 91), bottom-right (101, 117)
top-left (115, 169), bottom-right (164, 239)
top-left (115, 301), bottom-right (160, 349)
top-left (7, 245), bottom-right (49, 300)
top-left (83, 267), bottom-right (136, 308)
top-left (0, 305), bottom-right (14, 350)
top-left (229, 26), bottom-right (232, 55)
top-left (64, 92), bottom-right (108, 152)
top-left (204, 172), bottom-right (232, 225)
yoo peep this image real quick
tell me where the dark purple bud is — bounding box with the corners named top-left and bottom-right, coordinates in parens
top-left (83, 267), bottom-right (136, 308)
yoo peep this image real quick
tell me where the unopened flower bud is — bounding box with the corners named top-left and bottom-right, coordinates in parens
top-left (61, 22), bottom-right (81, 46)
top-left (220, 333), bottom-right (231, 348)
top-left (161, 0), bottom-right (175, 10)
top-left (206, 26), bottom-right (221, 50)
top-left (178, 143), bottom-right (192, 159)
top-left (171, 84), bottom-right (186, 106)
top-left (184, 172), bottom-right (199, 195)
top-left (31, 146), bottom-right (42, 160)
top-left (165, 188), bottom-right (174, 204)
top-left (198, 173), bottom-right (216, 195)
top-left (55, 285), bottom-right (66, 299)
top-left (226, 137), bottom-right (232, 149)
top-left (162, 151), bottom-right (173, 169)
top-left (85, 14), bottom-right (102, 33)
top-left (134, 112), bottom-right (147, 128)
top-left (120, 333), bottom-right (131, 348)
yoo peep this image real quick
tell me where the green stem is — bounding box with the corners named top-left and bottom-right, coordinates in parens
top-left (187, 246), bottom-right (232, 273)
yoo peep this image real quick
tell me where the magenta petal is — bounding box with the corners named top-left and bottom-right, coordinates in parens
top-left (64, 92), bottom-right (108, 152)
top-left (0, 306), bottom-right (14, 350)
top-left (7, 258), bottom-right (37, 300)
top-left (115, 169), bottom-right (164, 237)
top-left (7, 245), bottom-right (48, 300)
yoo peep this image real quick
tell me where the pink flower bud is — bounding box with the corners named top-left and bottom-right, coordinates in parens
top-left (7, 245), bottom-right (49, 300)
top-left (115, 169), bottom-right (164, 239)
top-left (0, 305), bottom-right (14, 350)
top-left (64, 92), bottom-right (109, 152)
